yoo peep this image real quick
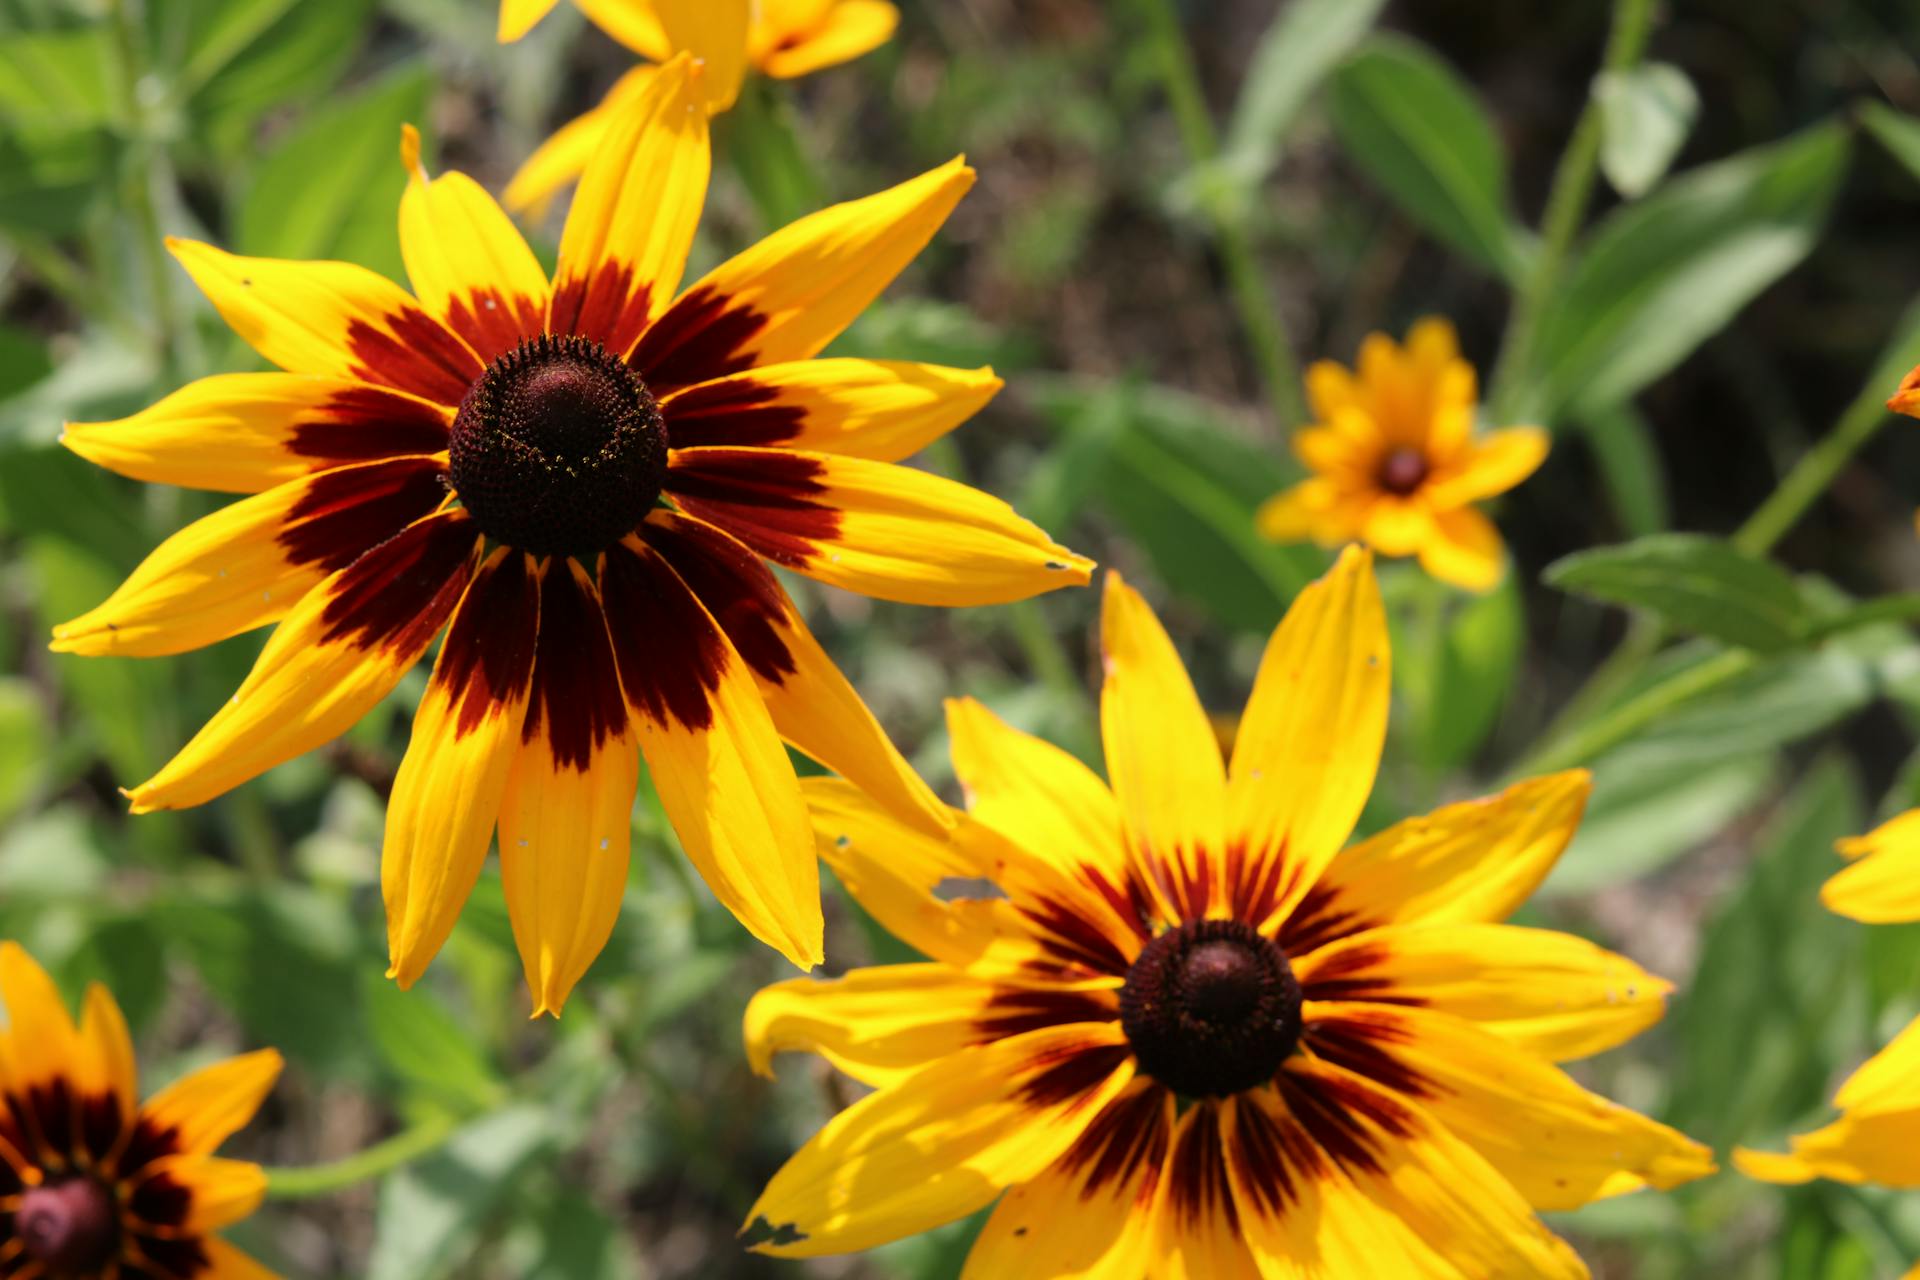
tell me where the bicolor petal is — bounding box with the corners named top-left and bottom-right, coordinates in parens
top-left (667, 446), bottom-right (1091, 605)
top-left (755, 0), bottom-right (899, 79)
top-left (59, 373), bottom-right (449, 494)
top-left (503, 66), bottom-right (658, 216)
top-left (136, 1049), bottom-right (284, 1158)
top-left (126, 511), bottom-right (480, 813)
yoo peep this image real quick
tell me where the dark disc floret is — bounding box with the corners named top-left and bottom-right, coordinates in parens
top-left (18, 1176), bottom-right (121, 1274)
top-left (1119, 918), bottom-right (1303, 1098)
top-left (1376, 445), bottom-right (1430, 496)
top-left (449, 333), bottom-right (668, 558)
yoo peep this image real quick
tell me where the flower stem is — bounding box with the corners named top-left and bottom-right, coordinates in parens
top-left (1733, 381), bottom-right (1896, 556)
top-left (263, 1113), bottom-right (462, 1199)
top-left (1133, 0), bottom-right (1306, 428)
top-left (1487, 0), bottom-right (1658, 420)
top-left (106, 0), bottom-right (185, 384)
top-left (1509, 647), bottom-right (1754, 779)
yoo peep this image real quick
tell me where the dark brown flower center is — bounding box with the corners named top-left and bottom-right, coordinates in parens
top-left (449, 334), bottom-right (667, 558)
top-left (18, 1177), bottom-right (119, 1274)
top-left (1118, 919), bottom-right (1302, 1098)
top-left (1376, 446), bottom-right (1429, 496)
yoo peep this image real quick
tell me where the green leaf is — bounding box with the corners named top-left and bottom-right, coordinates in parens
top-left (1665, 759), bottom-right (1865, 1148)
top-left (0, 123), bottom-right (119, 234)
top-left (367, 1105), bottom-right (561, 1280)
top-left (1545, 534), bottom-right (1808, 652)
top-left (180, 0), bottom-right (377, 147)
top-left (1595, 62), bottom-right (1699, 199)
top-left (1545, 750), bottom-right (1775, 896)
top-left (1861, 101), bottom-right (1920, 184)
top-left (0, 679), bottom-right (50, 825)
top-left (0, 28), bottom-right (118, 127)
top-left (1411, 577), bottom-right (1524, 770)
top-left (360, 972), bottom-right (505, 1111)
top-left (1218, 0), bottom-right (1387, 181)
top-left (1328, 35), bottom-right (1530, 280)
top-left (520, 1191), bottom-right (645, 1280)
top-left (235, 66), bottom-right (429, 280)
top-left (1531, 122), bottom-right (1850, 419)
top-left (0, 325), bottom-right (53, 403)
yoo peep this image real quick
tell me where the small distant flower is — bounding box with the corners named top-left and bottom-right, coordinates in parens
top-left (0, 943), bottom-right (282, 1279)
top-left (55, 56), bottom-right (1087, 1016)
top-left (1737, 810), bottom-right (1920, 1199)
top-left (1257, 318), bottom-right (1547, 592)
top-left (498, 0), bottom-right (899, 213)
top-left (741, 548), bottom-right (1710, 1275)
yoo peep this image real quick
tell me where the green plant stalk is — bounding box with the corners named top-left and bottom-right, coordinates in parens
top-left (1734, 383), bottom-right (1894, 556)
top-left (106, 0), bottom-right (185, 384)
top-left (1509, 647), bottom-right (1754, 778)
top-left (263, 1113), bottom-right (462, 1199)
top-left (1486, 0), bottom-right (1658, 420)
top-left (1133, 0), bottom-right (1306, 428)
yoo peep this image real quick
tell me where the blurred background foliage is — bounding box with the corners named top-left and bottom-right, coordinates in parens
top-left (8, 0), bottom-right (1920, 1275)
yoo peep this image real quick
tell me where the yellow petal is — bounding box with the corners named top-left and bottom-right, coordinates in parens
top-left (50, 456), bottom-right (448, 658)
top-left (574, 0), bottom-right (672, 57)
top-left (1281, 772), bottom-right (1592, 953)
top-left (1292, 425), bottom-right (1372, 479)
top-left (1734, 1112), bottom-right (1920, 1187)
top-left (1230, 1063), bottom-right (1589, 1279)
top-left (661, 359), bottom-right (1000, 461)
top-left (802, 776), bottom-right (1046, 972)
top-left (201, 1238), bottom-right (283, 1280)
top-left (1835, 1013), bottom-right (1920, 1113)
top-left (1099, 570), bottom-right (1224, 919)
top-left (1255, 477), bottom-right (1347, 545)
top-left (965, 1082), bottom-right (1171, 1280)
top-left (0, 942), bottom-right (78, 1095)
top-left (397, 125), bottom-right (548, 363)
top-left (502, 66), bottom-right (658, 216)
top-left (1425, 426), bottom-right (1549, 507)
top-left (755, 0), bottom-right (898, 78)
top-left (946, 695), bottom-right (1128, 883)
top-left (601, 537), bottom-right (821, 969)
top-left (1359, 494), bottom-right (1436, 557)
top-left (1229, 544), bottom-right (1388, 929)
top-left (77, 983), bottom-right (138, 1122)
top-left (137, 1048), bottom-right (284, 1157)
top-left (551, 53), bottom-right (710, 357)
top-left (135, 1154), bottom-right (267, 1233)
top-left (640, 510), bottom-right (950, 835)
top-left (632, 157), bottom-right (974, 388)
top-left (667, 446), bottom-right (1091, 605)
top-left (497, 0), bottom-right (562, 41)
top-left (1294, 922), bottom-right (1671, 1062)
top-left (744, 1025), bottom-right (1134, 1257)
top-left (1416, 505), bottom-right (1506, 593)
top-left (384, 550), bottom-right (541, 990)
top-left (744, 964), bottom-right (1000, 1087)
top-left (1304, 359), bottom-right (1361, 426)
top-left (1305, 1004), bottom-right (1714, 1211)
top-left (167, 238), bottom-right (482, 407)
top-left (1825, 808), bottom-right (1920, 923)
top-left (497, 561), bottom-right (637, 1016)
top-left (60, 373), bottom-right (449, 495)
top-left (127, 511), bottom-right (480, 813)
top-left (650, 0), bottom-right (750, 111)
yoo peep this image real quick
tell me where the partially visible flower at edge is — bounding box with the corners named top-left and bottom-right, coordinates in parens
top-left (739, 547), bottom-right (1711, 1276)
top-left (53, 55), bottom-right (1088, 1016)
top-left (1736, 808), bottom-right (1920, 1244)
top-left (498, 0), bottom-right (900, 214)
top-left (1256, 317), bottom-right (1547, 593)
top-left (0, 943), bottom-right (282, 1280)
top-left (1890, 362), bottom-right (1920, 536)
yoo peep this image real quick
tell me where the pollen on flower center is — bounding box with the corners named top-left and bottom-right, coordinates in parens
top-left (449, 333), bottom-right (668, 558)
top-left (1118, 918), bottom-right (1303, 1098)
top-left (1377, 446), bottom-right (1430, 496)
top-left (18, 1176), bottom-right (120, 1273)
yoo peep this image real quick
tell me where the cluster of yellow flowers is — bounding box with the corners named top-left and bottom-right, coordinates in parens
top-left (15, 1), bottom-right (1920, 1276)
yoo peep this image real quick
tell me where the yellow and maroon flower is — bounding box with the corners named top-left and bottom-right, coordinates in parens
top-left (499, 0), bottom-right (899, 213)
top-left (741, 548), bottom-right (1711, 1275)
top-left (1736, 811), bottom-right (1920, 1244)
top-left (1257, 318), bottom-right (1547, 593)
top-left (0, 943), bottom-right (282, 1280)
top-left (54, 55), bottom-right (1087, 1015)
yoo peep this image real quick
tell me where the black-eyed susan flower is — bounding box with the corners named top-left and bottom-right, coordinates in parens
top-left (499, 0), bottom-right (898, 213)
top-left (0, 943), bottom-right (282, 1279)
top-left (742, 548), bottom-right (1711, 1275)
top-left (1736, 811), bottom-right (1920, 1216)
top-left (55, 55), bottom-right (1087, 1016)
top-left (1257, 318), bottom-right (1547, 593)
